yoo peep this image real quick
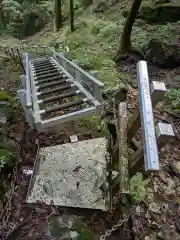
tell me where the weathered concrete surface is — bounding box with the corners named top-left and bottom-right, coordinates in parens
top-left (27, 137), bottom-right (109, 210)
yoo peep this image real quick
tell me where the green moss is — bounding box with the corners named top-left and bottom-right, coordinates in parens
top-left (73, 218), bottom-right (100, 240)
top-left (138, 6), bottom-right (180, 24)
top-left (28, 0), bottom-right (179, 89)
top-left (82, 114), bottom-right (108, 135)
top-left (165, 89), bottom-right (180, 109)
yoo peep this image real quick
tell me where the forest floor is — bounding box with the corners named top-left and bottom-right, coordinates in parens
top-left (0, 55), bottom-right (180, 240)
top-left (0, 0), bottom-right (180, 239)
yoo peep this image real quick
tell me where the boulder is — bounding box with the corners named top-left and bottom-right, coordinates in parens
top-left (138, 5), bottom-right (180, 24)
top-left (93, 0), bottom-right (119, 13)
top-left (145, 40), bottom-right (180, 69)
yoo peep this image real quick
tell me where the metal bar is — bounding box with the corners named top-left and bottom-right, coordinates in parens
top-left (39, 84), bottom-right (75, 95)
top-left (41, 98), bottom-right (87, 114)
top-left (127, 80), bottom-right (166, 142)
top-left (34, 74), bottom-right (65, 84)
top-left (35, 75), bottom-right (66, 84)
top-left (33, 60), bottom-right (50, 64)
top-left (42, 106), bottom-right (96, 128)
top-left (31, 57), bottom-right (49, 62)
top-left (35, 68), bottom-right (59, 76)
top-left (130, 122), bottom-right (175, 175)
top-left (29, 63), bottom-right (42, 130)
top-left (49, 48), bottom-right (104, 88)
top-left (20, 75), bottom-right (26, 89)
top-left (40, 90), bottom-right (80, 104)
top-left (33, 63), bottom-right (54, 69)
top-left (38, 79), bottom-right (68, 90)
top-left (36, 72), bottom-right (61, 80)
top-left (33, 63), bottom-right (52, 68)
top-left (155, 122), bottom-right (175, 149)
top-left (25, 53), bottom-right (32, 108)
top-left (50, 57), bottom-right (101, 109)
top-left (136, 61), bottom-right (159, 171)
top-left (33, 66), bottom-right (57, 72)
top-left (33, 59), bottom-right (51, 64)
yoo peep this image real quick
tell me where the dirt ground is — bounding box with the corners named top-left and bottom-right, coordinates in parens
top-left (0, 56), bottom-right (180, 239)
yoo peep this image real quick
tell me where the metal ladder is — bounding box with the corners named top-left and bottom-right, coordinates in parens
top-left (18, 52), bottom-right (104, 132)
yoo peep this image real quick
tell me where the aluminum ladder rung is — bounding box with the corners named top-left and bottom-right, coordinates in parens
top-left (40, 98), bottom-right (88, 114)
top-left (35, 75), bottom-right (66, 83)
top-left (34, 65), bottom-right (56, 71)
top-left (33, 61), bottom-right (51, 66)
top-left (39, 83), bottom-right (76, 95)
top-left (37, 72), bottom-right (62, 80)
top-left (35, 68), bottom-right (59, 76)
top-left (33, 63), bottom-right (54, 70)
top-left (38, 79), bottom-right (69, 90)
top-left (39, 90), bottom-right (81, 104)
top-left (36, 77), bottom-right (69, 87)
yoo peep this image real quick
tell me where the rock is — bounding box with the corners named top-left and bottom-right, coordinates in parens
top-left (169, 162), bottom-right (180, 177)
top-left (154, 0), bottom-right (170, 4)
top-left (92, 0), bottom-right (119, 13)
top-left (165, 178), bottom-right (175, 196)
top-left (158, 223), bottom-right (176, 239)
top-left (148, 202), bottom-right (161, 214)
top-left (135, 205), bottom-right (145, 216)
top-left (138, 5), bottom-right (180, 24)
top-left (48, 214), bottom-right (78, 240)
top-left (145, 40), bottom-right (180, 69)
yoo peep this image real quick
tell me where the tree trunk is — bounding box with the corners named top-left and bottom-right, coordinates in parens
top-left (117, 0), bottom-right (142, 55)
top-left (0, 2), bottom-right (5, 30)
top-left (70, 0), bottom-right (74, 32)
top-left (54, 0), bottom-right (62, 32)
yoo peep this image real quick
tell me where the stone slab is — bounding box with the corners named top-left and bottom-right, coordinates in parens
top-left (27, 137), bottom-right (109, 210)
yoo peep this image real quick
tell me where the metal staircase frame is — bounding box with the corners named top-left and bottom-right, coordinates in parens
top-left (18, 49), bottom-right (104, 132)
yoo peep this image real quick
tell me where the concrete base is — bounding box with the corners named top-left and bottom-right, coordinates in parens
top-left (26, 137), bottom-right (110, 210)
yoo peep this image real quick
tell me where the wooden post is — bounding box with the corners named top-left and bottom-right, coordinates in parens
top-left (111, 102), bottom-right (129, 193)
top-left (130, 122), bottom-right (175, 176)
top-left (118, 102), bottom-right (129, 193)
top-left (127, 80), bottom-right (166, 142)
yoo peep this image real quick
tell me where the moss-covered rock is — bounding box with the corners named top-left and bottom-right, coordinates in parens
top-left (145, 39), bottom-right (180, 68)
top-left (92, 0), bottom-right (119, 13)
top-left (138, 5), bottom-right (180, 24)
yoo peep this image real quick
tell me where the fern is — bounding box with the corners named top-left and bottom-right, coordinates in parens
top-left (130, 173), bottom-right (150, 203)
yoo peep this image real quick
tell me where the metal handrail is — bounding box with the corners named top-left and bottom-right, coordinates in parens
top-left (25, 53), bottom-right (32, 108)
top-left (137, 61), bottom-right (160, 171)
top-left (48, 47), bottom-right (104, 88)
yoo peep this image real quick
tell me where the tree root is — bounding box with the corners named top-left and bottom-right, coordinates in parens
top-left (114, 46), bottom-right (145, 63)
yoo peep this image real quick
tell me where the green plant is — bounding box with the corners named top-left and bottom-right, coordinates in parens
top-left (166, 89), bottom-right (180, 109)
top-left (130, 173), bottom-right (150, 203)
top-left (0, 91), bottom-right (21, 121)
top-left (73, 218), bottom-right (100, 240)
top-left (0, 149), bottom-right (15, 172)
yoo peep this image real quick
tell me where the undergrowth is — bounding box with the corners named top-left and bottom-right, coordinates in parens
top-left (166, 89), bottom-right (180, 109)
